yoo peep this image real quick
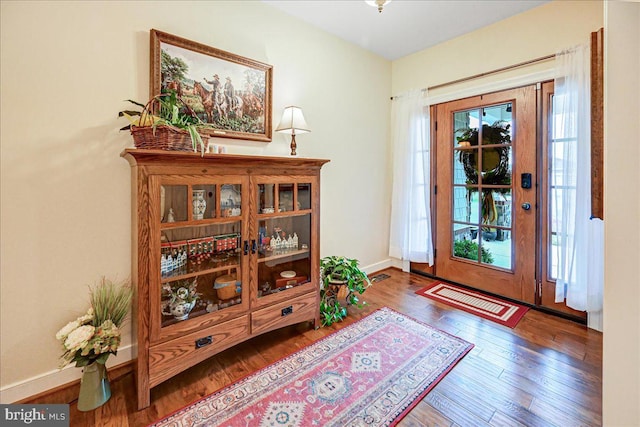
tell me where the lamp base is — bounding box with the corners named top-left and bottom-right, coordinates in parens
top-left (290, 135), bottom-right (297, 156)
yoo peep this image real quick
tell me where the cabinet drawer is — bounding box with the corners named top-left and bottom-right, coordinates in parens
top-left (149, 315), bottom-right (249, 388)
top-left (251, 293), bottom-right (317, 336)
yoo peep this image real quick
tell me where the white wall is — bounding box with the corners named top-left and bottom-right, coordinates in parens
top-left (603, 2), bottom-right (640, 425)
top-left (0, 1), bottom-right (391, 401)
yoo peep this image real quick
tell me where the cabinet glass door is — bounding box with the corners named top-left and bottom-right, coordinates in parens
top-left (255, 182), bottom-right (313, 298)
top-left (158, 181), bottom-right (245, 330)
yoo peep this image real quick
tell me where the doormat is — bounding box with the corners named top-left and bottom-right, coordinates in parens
top-left (149, 307), bottom-right (473, 427)
top-left (415, 281), bottom-right (529, 328)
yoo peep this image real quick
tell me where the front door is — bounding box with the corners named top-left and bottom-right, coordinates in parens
top-left (434, 86), bottom-right (537, 303)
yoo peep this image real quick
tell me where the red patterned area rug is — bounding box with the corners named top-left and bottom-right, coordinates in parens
top-left (416, 281), bottom-right (529, 328)
top-left (150, 307), bottom-right (473, 427)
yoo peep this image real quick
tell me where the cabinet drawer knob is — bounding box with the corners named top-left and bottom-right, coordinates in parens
top-left (195, 336), bottom-right (213, 349)
top-left (281, 306), bottom-right (293, 317)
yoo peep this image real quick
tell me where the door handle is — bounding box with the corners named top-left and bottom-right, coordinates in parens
top-left (243, 240), bottom-right (249, 255)
top-left (251, 239), bottom-right (257, 254)
top-left (521, 202), bottom-right (531, 211)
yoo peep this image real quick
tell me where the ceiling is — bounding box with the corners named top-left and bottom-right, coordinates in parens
top-left (263, 0), bottom-right (549, 61)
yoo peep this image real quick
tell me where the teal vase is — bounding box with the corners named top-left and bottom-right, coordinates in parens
top-left (77, 362), bottom-right (111, 411)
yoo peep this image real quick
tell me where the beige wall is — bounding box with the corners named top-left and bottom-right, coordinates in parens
top-left (0, 1), bottom-right (391, 400)
top-left (603, 2), bottom-right (640, 425)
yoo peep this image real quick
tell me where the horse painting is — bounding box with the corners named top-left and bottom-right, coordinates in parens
top-left (193, 81), bottom-right (218, 122)
top-left (194, 81), bottom-right (245, 122)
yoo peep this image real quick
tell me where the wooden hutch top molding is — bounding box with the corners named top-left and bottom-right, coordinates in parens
top-left (121, 149), bottom-right (330, 172)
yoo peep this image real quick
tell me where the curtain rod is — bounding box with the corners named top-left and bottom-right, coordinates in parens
top-left (390, 53), bottom-right (555, 100)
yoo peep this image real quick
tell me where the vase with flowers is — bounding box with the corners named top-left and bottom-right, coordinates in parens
top-left (56, 277), bottom-right (132, 411)
top-left (162, 279), bottom-right (200, 321)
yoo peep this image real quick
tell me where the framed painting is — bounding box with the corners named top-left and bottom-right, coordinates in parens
top-left (150, 29), bottom-right (273, 142)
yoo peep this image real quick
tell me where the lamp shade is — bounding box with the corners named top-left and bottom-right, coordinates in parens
top-left (275, 106), bottom-right (310, 135)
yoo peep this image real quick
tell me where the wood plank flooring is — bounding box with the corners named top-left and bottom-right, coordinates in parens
top-left (29, 268), bottom-right (602, 426)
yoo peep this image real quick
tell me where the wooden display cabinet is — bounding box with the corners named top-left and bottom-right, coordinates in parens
top-left (122, 149), bottom-right (329, 409)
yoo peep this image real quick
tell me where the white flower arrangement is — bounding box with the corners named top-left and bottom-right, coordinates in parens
top-left (56, 278), bottom-right (132, 368)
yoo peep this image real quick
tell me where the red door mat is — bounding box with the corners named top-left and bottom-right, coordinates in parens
top-left (415, 281), bottom-right (529, 328)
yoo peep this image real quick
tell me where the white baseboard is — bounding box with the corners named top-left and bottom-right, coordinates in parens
top-left (0, 345), bottom-right (134, 404)
top-left (362, 258), bottom-right (401, 274)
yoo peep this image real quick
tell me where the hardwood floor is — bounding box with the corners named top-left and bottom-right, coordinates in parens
top-left (29, 268), bottom-right (602, 426)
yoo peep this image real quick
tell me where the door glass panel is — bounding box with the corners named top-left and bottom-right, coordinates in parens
top-left (451, 104), bottom-right (514, 270)
top-left (453, 224), bottom-right (480, 263)
top-left (453, 186), bottom-right (478, 224)
top-left (481, 104), bottom-right (512, 144)
top-left (160, 221), bottom-right (242, 328)
top-left (278, 184), bottom-right (294, 213)
top-left (454, 109), bottom-right (481, 186)
top-left (297, 183), bottom-right (311, 210)
top-left (258, 184), bottom-right (276, 214)
top-left (192, 185), bottom-right (216, 220)
top-left (161, 185), bottom-right (188, 223)
top-left (220, 184), bottom-right (241, 218)
top-left (454, 109), bottom-right (480, 147)
top-left (256, 214), bottom-right (311, 298)
top-left (454, 149), bottom-right (477, 185)
top-left (480, 190), bottom-right (512, 269)
top-left (548, 102), bottom-right (577, 280)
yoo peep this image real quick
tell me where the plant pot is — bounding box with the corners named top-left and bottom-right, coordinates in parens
top-left (77, 362), bottom-right (111, 412)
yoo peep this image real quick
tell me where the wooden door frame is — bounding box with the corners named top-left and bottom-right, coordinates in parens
top-left (431, 86), bottom-right (537, 304)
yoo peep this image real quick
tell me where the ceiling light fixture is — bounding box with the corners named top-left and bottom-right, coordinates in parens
top-left (365, 0), bottom-right (392, 14)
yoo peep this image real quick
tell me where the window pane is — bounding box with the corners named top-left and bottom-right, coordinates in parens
top-left (482, 103), bottom-right (512, 145)
top-left (453, 186), bottom-right (478, 224)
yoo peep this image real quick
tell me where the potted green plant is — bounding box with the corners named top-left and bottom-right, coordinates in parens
top-left (119, 90), bottom-right (207, 155)
top-left (319, 256), bottom-right (372, 326)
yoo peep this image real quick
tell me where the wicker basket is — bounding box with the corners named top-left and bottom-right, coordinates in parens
top-left (129, 94), bottom-right (197, 152)
top-left (130, 125), bottom-right (193, 151)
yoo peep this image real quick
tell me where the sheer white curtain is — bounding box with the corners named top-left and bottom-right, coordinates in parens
top-left (388, 89), bottom-right (434, 265)
top-left (553, 44), bottom-right (604, 330)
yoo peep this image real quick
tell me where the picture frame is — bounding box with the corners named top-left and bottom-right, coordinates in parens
top-left (150, 29), bottom-right (273, 142)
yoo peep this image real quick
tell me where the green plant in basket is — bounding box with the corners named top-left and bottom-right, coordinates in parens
top-left (119, 90), bottom-right (207, 155)
top-left (319, 256), bottom-right (372, 326)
